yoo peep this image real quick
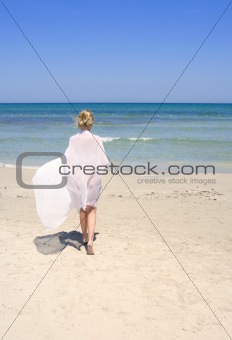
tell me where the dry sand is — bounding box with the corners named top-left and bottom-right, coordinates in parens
top-left (0, 166), bottom-right (232, 340)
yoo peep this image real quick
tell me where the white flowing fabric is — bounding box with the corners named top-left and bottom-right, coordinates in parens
top-left (32, 131), bottom-right (109, 230)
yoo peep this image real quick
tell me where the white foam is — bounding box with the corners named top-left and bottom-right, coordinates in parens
top-left (102, 137), bottom-right (121, 142)
top-left (129, 137), bottom-right (153, 141)
top-left (102, 137), bottom-right (153, 142)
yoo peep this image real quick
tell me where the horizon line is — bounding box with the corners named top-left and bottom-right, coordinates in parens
top-left (0, 102), bottom-right (232, 105)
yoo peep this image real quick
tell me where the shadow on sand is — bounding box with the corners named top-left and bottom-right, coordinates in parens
top-left (33, 230), bottom-right (99, 255)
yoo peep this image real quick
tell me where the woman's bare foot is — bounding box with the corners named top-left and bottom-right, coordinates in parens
top-left (82, 233), bottom-right (88, 244)
top-left (87, 242), bottom-right (94, 255)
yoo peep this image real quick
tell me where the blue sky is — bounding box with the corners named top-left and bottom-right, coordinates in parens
top-left (0, 0), bottom-right (231, 103)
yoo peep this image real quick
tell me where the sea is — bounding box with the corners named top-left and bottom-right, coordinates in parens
top-left (0, 103), bottom-right (231, 173)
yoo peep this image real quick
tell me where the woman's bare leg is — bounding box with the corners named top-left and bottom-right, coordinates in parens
top-left (86, 205), bottom-right (96, 254)
top-left (80, 208), bottom-right (88, 243)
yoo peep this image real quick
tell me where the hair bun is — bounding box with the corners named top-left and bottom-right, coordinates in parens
top-left (77, 110), bottom-right (94, 128)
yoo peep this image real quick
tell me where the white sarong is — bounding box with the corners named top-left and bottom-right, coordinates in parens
top-left (32, 131), bottom-right (109, 231)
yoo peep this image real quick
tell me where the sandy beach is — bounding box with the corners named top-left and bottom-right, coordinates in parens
top-left (0, 166), bottom-right (232, 340)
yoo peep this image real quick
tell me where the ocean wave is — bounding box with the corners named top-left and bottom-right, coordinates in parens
top-left (101, 136), bottom-right (199, 143)
top-left (129, 137), bottom-right (153, 141)
top-left (101, 136), bottom-right (232, 144)
top-left (101, 137), bottom-right (121, 142)
top-left (102, 137), bottom-right (154, 142)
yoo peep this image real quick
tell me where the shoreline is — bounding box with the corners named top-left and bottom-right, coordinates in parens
top-left (1, 161), bottom-right (231, 174)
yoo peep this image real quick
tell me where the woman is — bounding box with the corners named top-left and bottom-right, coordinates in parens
top-left (66, 109), bottom-right (109, 255)
top-left (33, 109), bottom-right (109, 255)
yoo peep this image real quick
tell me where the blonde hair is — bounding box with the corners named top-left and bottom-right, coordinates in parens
top-left (77, 110), bottom-right (94, 128)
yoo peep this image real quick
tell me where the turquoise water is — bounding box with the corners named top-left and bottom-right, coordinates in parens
top-left (0, 103), bottom-right (232, 172)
